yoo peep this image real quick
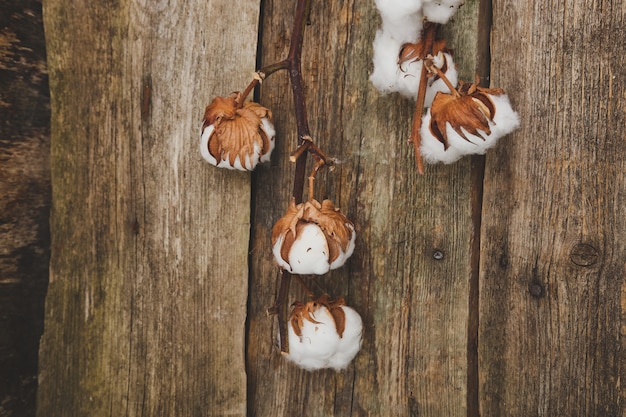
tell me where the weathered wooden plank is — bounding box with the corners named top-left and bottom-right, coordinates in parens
top-left (480, 0), bottom-right (626, 415)
top-left (37, 1), bottom-right (260, 416)
top-left (0, 1), bottom-right (49, 415)
top-left (247, 1), bottom-right (480, 415)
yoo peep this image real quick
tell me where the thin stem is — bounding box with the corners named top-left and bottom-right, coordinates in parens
top-left (307, 158), bottom-right (326, 201)
top-left (237, 77), bottom-right (262, 108)
top-left (410, 63), bottom-right (428, 175)
top-left (294, 275), bottom-right (315, 298)
top-left (258, 59), bottom-right (290, 78)
top-left (267, 0), bottom-right (313, 355)
top-left (425, 58), bottom-right (460, 97)
top-left (287, 0), bottom-right (313, 205)
top-left (276, 270), bottom-right (291, 353)
top-left (289, 136), bottom-right (313, 162)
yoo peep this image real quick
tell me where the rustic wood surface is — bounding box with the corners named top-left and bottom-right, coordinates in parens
top-left (247, 1), bottom-right (480, 416)
top-left (32, 0), bottom-right (626, 416)
top-left (0, 1), bottom-right (49, 416)
top-left (36, 1), bottom-right (260, 416)
top-left (480, 0), bottom-right (626, 416)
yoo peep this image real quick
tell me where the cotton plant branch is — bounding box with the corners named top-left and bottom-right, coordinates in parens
top-left (260, 0), bottom-right (337, 354)
top-left (201, 0), bottom-right (362, 367)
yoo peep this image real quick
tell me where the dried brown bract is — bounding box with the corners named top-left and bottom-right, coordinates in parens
top-left (200, 92), bottom-right (275, 170)
top-left (428, 81), bottom-right (505, 149)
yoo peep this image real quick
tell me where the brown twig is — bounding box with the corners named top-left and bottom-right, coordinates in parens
top-left (267, 0), bottom-right (314, 354)
top-left (407, 23), bottom-right (443, 175)
top-left (410, 63), bottom-right (429, 175)
top-left (424, 58), bottom-right (460, 97)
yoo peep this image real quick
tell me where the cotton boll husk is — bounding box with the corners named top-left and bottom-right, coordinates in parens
top-left (212, 144), bottom-right (260, 170)
top-left (422, 0), bottom-right (464, 24)
top-left (287, 223), bottom-right (332, 275)
top-left (329, 224), bottom-right (356, 270)
top-left (370, 30), bottom-right (404, 94)
top-left (328, 306), bottom-right (363, 370)
top-left (285, 306), bottom-right (342, 371)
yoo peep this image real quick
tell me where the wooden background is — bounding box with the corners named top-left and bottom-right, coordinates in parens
top-left (1, 0), bottom-right (623, 416)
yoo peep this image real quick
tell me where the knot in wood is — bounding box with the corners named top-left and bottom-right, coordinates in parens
top-left (528, 283), bottom-right (544, 298)
top-left (432, 250), bottom-right (444, 260)
top-left (569, 243), bottom-right (599, 267)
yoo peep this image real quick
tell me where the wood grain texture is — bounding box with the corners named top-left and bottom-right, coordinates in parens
top-left (247, 1), bottom-right (480, 416)
top-left (37, 1), bottom-right (260, 416)
top-left (480, 0), bottom-right (626, 415)
top-left (0, 1), bottom-right (49, 415)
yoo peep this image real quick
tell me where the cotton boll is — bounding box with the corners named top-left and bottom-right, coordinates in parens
top-left (419, 92), bottom-right (521, 164)
top-left (328, 306), bottom-right (363, 370)
top-left (423, 0), bottom-right (464, 24)
top-left (271, 199), bottom-right (356, 275)
top-left (200, 96), bottom-right (276, 171)
top-left (370, 30), bottom-right (404, 94)
top-left (285, 306), bottom-right (342, 371)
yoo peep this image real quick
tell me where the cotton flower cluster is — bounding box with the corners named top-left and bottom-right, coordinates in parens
top-left (370, 1), bottom-right (462, 104)
top-left (271, 198), bottom-right (355, 275)
top-left (284, 295), bottom-right (363, 371)
top-left (420, 81), bottom-right (520, 164)
top-left (200, 92), bottom-right (275, 170)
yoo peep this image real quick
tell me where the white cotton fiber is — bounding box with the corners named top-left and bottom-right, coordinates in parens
top-left (199, 124), bottom-right (216, 165)
top-left (483, 93), bottom-right (521, 141)
top-left (327, 306), bottom-right (363, 370)
top-left (285, 306), bottom-right (342, 371)
top-left (259, 117), bottom-right (276, 163)
top-left (287, 223), bottom-right (331, 275)
top-left (375, 0), bottom-right (423, 23)
top-left (378, 9), bottom-right (423, 44)
top-left (422, 0), bottom-right (464, 24)
top-left (370, 30), bottom-right (404, 95)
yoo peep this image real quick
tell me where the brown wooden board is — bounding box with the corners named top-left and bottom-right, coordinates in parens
top-left (480, 0), bottom-right (626, 415)
top-left (36, 1), bottom-right (260, 415)
top-left (0, 1), bottom-right (49, 416)
top-left (246, 1), bottom-right (480, 415)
